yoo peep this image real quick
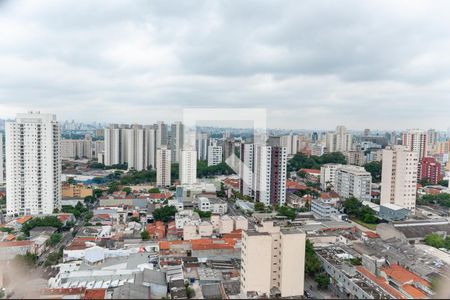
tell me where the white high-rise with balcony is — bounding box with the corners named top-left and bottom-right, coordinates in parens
top-left (240, 221), bottom-right (305, 298)
top-left (180, 147), bottom-right (197, 185)
top-left (381, 145), bottom-right (418, 212)
top-left (207, 139), bottom-right (223, 166)
top-left (335, 165), bottom-right (372, 201)
top-left (0, 132), bottom-right (4, 183)
top-left (170, 122), bottom-right (184, 163)
top-left (6, 111), bottom-right (61, 216)
top-left (156, 147), bottom-right (171, 187)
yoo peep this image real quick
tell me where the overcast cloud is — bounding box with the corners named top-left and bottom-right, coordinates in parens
top-left (1, 0), bottom-right (450, 130)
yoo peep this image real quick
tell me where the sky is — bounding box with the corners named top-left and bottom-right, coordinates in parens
top-left (1, 0), bottom-right (450, 130)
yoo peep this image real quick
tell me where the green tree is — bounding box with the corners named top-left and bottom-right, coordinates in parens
top-left (122, 187), bottom-right (132, 195)
top-left (141, 230), bottom-right (150, 241)
top-left (305, 240), bottom-right (322, 276)
top-left (194, 209), bottom-right (212, 219)
top-left (148, 188), bottom-right (161, 194)
top-left (438, 179), bottom-right (449, 187)
top-left (21, 216), bottom-right (63, 236)
top-left (107, 181), bottom-right (120, 194)
top-left (364, 161), bottom-right (382, 183)
top-left (343, 197), bottom-right (362, 216)
top-left (315, 273), bottom-right (330, 290)
top-left (419, 177), bottom-right (433, 187)
top-left (46, 233), bottom-right (62, 247)
top-left (153, 206), bottom-right (177, 222)
top-left (276, 206), bottom-right (296, 220)
top-left (424, 233), bottom-right (446, 249)
top-left (254, 202), bottom-right (265, 212)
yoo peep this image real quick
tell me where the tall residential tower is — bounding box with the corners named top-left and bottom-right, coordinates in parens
top-left (6, 112), bottom-right (61, 216)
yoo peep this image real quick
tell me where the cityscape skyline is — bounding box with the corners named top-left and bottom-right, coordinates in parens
top-left (2, 1), bottom-right (450, 129)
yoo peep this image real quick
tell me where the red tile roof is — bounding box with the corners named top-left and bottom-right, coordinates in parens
top-left (83, 289), bottom-right (107, 299)
top-left (356, 266), bottom-right (405, 299)
top-left (191, 238), bottom-right (237, 250)
top-left (402, 284), bottom-right (427, 299)
top-left (0, 241), bottom-right (33, 248)
top-left (381, 264), bottom-right (430, 287)
top-left (299, 168), bottom-right (320, 174)
top-left (15, 216), bottom-right (32, 224)
top-left (149, 192), bottom-right (171, 199)
top-left (66, 237), bottom-right (96, 250)
top-left (286, 180), bottom-right (307, 190)
top-left (363, 231), bottom-right (380, 239)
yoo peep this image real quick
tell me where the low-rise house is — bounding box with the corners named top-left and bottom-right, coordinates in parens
top-left (0, 241), bottom-right (34, 260)
top-left (219, 215), bottom-right (233, 234)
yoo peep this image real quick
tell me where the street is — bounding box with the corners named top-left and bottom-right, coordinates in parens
top-left (304, 275), bottom-right (337, 299)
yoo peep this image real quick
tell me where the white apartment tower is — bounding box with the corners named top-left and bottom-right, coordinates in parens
top-left (180, 147), bottom-right (197, 185)
top-left (6, 112), bottom-right (61, 216)
top-left (104, 124), bottom-right (156, 170)
top-left (104, 124), bottom-right (121, 165)
top-left (170, 122), bottom-right (184, 163)
top-left (196, 133), bottom-right (209, 161)
top-left (381, 145), bottom-right (418, 212)
top-left (239, 144), bottom-right (287, 206)
top-left (280, 133), bottom-right (299, 156)
top-left (125, 125), bottom-right (146, 171)
top-left (320, 163), bottom-right (342, 191)
top-left (402, 129), bottom-right (428, 162)
top-left (240, 221), bottom-right (305, 298)
top-left (0, 132), bottom-right (4, 183)
top-left (335, 165), bottom-right (372, 201)
top-left (156, 147), bottom-right (171, 187)
top-left (207, 139), bottom-right (223, 166)
top-left (326, 125), bottom-right (353, 153)
top-left (156, 121), bottom-right (168, 149)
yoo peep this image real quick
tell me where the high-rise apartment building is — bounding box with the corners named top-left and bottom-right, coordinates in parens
top-left (335, 165), bottom-right (372, 201)
top-left (104, 124), bottom-right (122, 166)
top-left (280, 133), bottom-right (299, 156)
top-left (61, 139), bottom-right (92, 159)
top-left (180, 147), bottom-right (197, 185)
top-left (170, 122), bottom-right (184, 163)
top-left (402, 129), bottom-right (428, 162)
top-left (207, 140), bottom-right (223, 166)
top-left (6, 111), bottom-right (61, 216)
top-left (144, 125), bottom-right (156, 169)
top-left (240, 221), bottom-right (305, 298)
top-left (156, 121), bottom-right (168, 149)
top-left (196, 133), bottom-right (209, 161)
top-left (156, 147), bottom-right (171, 187)
top-left (381, 145), bottom-right (418, 212)
top-left (0, 132), bottom-right (4, 183)
top-left (325, 126), bottom-right (352, 153)
top-left (420, 157), bottom-right (442, 185)
top-left (104, 124), bottom-right (156, 170)
top-left (320, 163), bottom-right (342, 191)
top-left (239, 144), bottom-right (287, 206)
top-left (125, 125), bottom-right (146, 171)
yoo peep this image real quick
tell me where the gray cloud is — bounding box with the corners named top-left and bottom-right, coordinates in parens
top-left (1, 0), bottom-right (450, 130)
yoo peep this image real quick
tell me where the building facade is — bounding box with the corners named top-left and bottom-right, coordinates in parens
top-left (239, 144), bottom-right (287, 206)
top-left (420, 157), bottom-right (442, 185)
top-left (179, 147), bottom-right (197, 185)
top-left (240, 221), bottom-right (305, 298)
top-left (381, 145), bottom-right (418, 212)
top-left (320, 163), bottom-right (342, 191)
top-left (156, 147), bottom-right (171, 187)
top-left (335, 165), bottom-right (372, 201)
top-left (0, 132), bottom-right (3, 183)
top-left (6, 111), bottom-right (62, 216)
top-left (207, 141), bottom-right (223, 166)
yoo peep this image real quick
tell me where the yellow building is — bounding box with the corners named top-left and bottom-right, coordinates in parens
top-left (62, 184), bottom-right (93, 198)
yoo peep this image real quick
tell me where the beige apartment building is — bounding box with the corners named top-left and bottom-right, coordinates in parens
top-left (240, 221), bottom-right (305, 298)
top-left (381, 145), bottom-right (418, 212)
top-left (62, 184), bottom-right (93, 198)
